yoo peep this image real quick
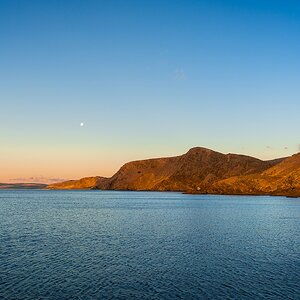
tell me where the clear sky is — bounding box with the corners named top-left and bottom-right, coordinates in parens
top-left (1, 0), bottom-right (300, 182)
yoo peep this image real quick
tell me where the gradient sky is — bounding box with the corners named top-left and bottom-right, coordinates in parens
top-left (1, 0), bottom-right (300, 182)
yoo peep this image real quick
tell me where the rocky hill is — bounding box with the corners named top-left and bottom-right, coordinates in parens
top-left (96, 147), bottom-right (282, 191)
top-left (46, 147), bottom-right (300, 197)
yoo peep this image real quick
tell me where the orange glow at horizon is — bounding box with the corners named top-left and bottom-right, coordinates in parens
top-left (1, 144), bottom-right (294, 183)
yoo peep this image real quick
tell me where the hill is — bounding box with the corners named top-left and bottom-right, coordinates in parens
top-left (208, 153), bottom-right (300, 197)
top-left (47, 176), bottom-right (107, 190)
top-left (96, 147), bottom-right (282, 191)
top-left (47, 147), bottom-right (300, 196)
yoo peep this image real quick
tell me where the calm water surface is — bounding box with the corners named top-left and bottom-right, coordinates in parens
top-left (0, 190), bottom-right (299, 299)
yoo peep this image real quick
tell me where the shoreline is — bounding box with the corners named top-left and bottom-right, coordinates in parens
top-left (1, 188), bottom-right (299, 198)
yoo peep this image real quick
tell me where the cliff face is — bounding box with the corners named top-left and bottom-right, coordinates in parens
top-left (46, 147), bottom-right (300, 197)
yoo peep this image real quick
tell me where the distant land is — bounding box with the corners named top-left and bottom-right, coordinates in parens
top-left (8, 177), bottom-right (66, 184)
top-left (47, 147), bottom-right (300, 198)
top-left (0, 183), bottom-right (47, 189)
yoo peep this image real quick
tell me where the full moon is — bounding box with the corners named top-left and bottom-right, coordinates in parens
top-left (80, 122), bottom-right (84, 127)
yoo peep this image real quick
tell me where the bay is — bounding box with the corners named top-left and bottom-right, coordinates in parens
top-left (0, 190), bottom-right (299, 299)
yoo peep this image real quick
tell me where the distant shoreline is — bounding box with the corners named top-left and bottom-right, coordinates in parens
top-left (0, 183), bottom-right (47, 190)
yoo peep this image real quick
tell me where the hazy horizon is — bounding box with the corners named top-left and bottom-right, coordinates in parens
top-left (1, 0), bottom-right (300, 182)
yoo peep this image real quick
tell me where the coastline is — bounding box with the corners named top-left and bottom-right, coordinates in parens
top-left (1, 187), bottom-right (299, 198)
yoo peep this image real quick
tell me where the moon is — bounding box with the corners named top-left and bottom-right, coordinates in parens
top-left (80, 122), bottom-right (84, 127)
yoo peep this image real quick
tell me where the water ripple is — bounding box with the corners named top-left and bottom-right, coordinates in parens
top-left (0, 190), bottom-right (299, 299)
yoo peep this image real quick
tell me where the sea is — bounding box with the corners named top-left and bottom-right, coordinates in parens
top-left (0, 190), bottom-right (299, 299)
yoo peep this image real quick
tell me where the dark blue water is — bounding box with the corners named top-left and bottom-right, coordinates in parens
top-left (0, 191), bottom-right (299, 299)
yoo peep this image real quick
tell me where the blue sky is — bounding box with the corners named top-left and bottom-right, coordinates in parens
top-left (1, 0), bottom-right (300, 181)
